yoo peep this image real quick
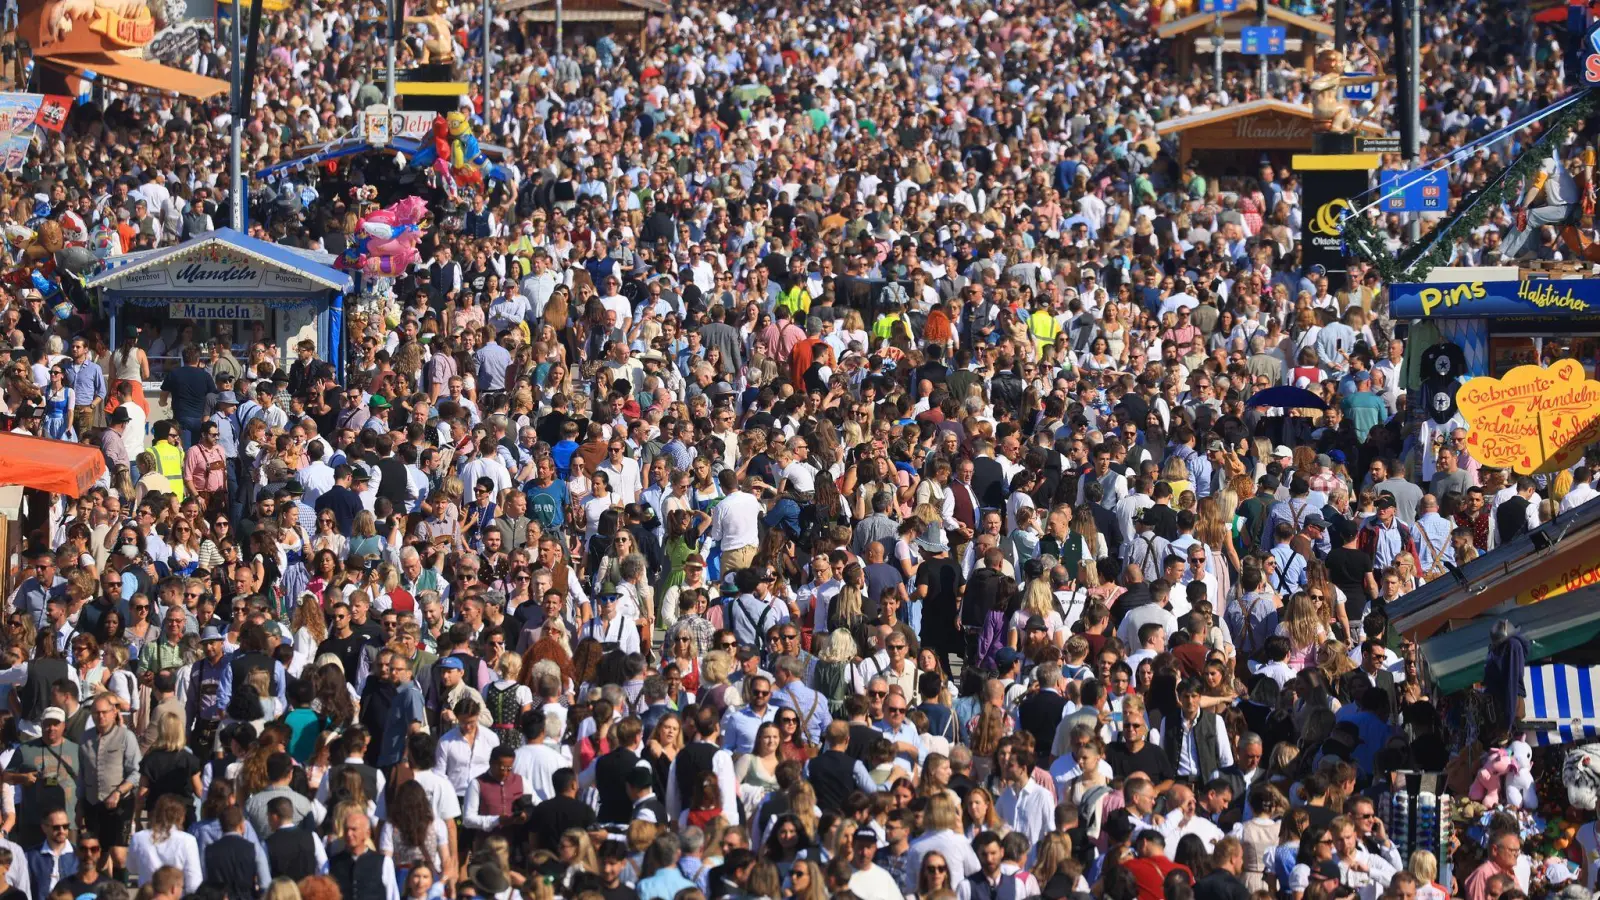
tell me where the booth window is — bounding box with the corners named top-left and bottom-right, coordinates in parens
top-left (1489, 332), bottom-right (1600, 378)
top-left (120, 309), bottom-right (273, 376)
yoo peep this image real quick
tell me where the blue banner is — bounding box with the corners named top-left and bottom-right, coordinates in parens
top-left (1240, 26), bottom-right (1286, 54)
top-left (1378, 169), bottom-right (1448, 213)
top-left (1390, 279), bottom-right (1600, 318)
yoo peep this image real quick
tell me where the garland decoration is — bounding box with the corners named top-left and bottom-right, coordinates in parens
top-left (1344, 90), bottom-right (1600, 284)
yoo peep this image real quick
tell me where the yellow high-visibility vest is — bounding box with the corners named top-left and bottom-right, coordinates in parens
top-left (1028, 309), bottom-right (1060, 350)
top-left (153, 441), bottom-right (185, 501)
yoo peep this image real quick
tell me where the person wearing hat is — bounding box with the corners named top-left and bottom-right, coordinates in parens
top-left (1267, 476), bottom-right (1329, 558)
top-left (622, 764), bottom-right (667, 827)
top-left (364, 394), bottom-right (392, 435)
top-left (101, 404), bottom-right (133, 476)
top-left (846, 825), bottom-right (903, 900)
top-left (7, 704), bottom-right (81, 845)
top-left (1355, 493), bottom-right (1416, 575)
top-left (183, 415), bottom-right (229, 518)
top-left (725, 566), bottom-right (792, 650)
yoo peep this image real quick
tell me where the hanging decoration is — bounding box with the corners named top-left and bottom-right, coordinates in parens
top-left (1344, 91), bottom-right (1599, 284)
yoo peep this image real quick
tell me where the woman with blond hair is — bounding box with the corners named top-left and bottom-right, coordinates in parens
top-left (1275, 591), bottom-right (1326, 672)
top-left (1031, 833), bottom-right (1085, 897)
top-left (129, 794), bottom-right (202, 891)
top-left (812, 628), bottom-right (856, 718)
top-left (1007, 576), bottom-right (1065, 649)
top-left (484, 651), bottom-right (533, 748)
top-left (917, 793), bottom-right (980, 884)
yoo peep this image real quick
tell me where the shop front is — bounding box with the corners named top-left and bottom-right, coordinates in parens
top-left (85, 228), bottom-right (352, 380)
top-left (1156, 98), bottom-right (1386, 172)
top-left (1390, 269), bottom-right (1600, 378)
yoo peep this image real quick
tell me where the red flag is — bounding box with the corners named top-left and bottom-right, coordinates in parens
top-left (34, 96), bottom-right (71, 132)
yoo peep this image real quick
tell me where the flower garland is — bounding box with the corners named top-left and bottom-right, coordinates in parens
top-left (1344, 91), bottom-right (1600, 284)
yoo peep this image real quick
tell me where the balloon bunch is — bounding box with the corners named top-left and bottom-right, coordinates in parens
top-left (337, 196), bottom-right (429, 278)
top-left (445, 111), bottom-right (511, 192)
top-left (407, 115), bottom-right (457, 198)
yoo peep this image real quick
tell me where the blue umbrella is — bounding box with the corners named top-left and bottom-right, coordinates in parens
top-left (1247, 385), bottom-right (1328, 410)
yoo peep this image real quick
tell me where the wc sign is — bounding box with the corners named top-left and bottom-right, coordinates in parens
top-left (1343, 75), bottom-right (1376, 101)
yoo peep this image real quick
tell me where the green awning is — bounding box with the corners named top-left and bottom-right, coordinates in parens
top-left (1420, 588), bottom-right (1600, 694)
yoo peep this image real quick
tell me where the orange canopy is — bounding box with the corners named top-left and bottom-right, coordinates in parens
top-left (40, 52), bottom-right (228, 99)
top-left (0, 432), bottom-right (106, 498)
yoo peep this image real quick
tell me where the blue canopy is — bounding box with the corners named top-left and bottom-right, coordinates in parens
top-left (1246, 385), bottom-right (1329, 410)
top-left (87, 227), bottom-right (351, 294)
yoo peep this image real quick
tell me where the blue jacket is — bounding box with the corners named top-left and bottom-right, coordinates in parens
top-left (25, 845), bottom-right (76, 900)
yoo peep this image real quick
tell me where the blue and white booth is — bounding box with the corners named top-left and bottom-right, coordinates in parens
top-left (86, 228), bottom-right (353, 378)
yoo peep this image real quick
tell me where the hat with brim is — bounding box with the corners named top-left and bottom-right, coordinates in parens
top-left (369, 395), bottom-right (391, 409)
top-left (467, 863), bottom-right (510, 896)
top-left (916, 534), bottom-right (949, 553)
top-left (200, 625), bottom-right (224, 642)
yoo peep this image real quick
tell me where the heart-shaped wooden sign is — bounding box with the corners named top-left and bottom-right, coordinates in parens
top-left (1456, 359), bottom-right (1600, 475)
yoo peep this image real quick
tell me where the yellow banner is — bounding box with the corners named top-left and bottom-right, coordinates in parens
top-left (1457, 359), bottom-right (1600, 475)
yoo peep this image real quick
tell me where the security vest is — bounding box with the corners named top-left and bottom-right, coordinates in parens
top-left (776, 285), bottom-right (812, 317)
top-left (154, 440), bottom-right (185, 501)
top-left (1028, 308), bottom-right (1060, 351)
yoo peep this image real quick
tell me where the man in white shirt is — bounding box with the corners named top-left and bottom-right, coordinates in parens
top-left (597, 440), bottom-right (644, 505)
top-left (596, 274), bottom-right (633, 333)
top-left (995, 746), bottom-right (1054, 847)
top-left (707, 471), bottom-right (762, 570)
top-left (847, 827), bottom-right (904, 900)
top-left (512, 712), bottom-right (569, 802)
top-left (1562, 465), bottom-right (1598, 514)
top-left (1159, 784), bottom-right (1224, 852)
top-left (1501, 151), bottom-right (1579, 260)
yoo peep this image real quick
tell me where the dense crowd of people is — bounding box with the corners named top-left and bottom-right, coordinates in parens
top-left (0, 0), bottom-right (1592, 897)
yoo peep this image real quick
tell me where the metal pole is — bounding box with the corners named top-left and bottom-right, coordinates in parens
top-left (1213, 12), bottom-right (1224, 96)
top-left (555, 0), bottom-right (563, 60)
top-left (1406, 0), bottom-right (1421, 242)
top-left (386, 0), bottom-right (397, 104)
top-left (1333, 0), bottom-right (1347, 51)
top-left (481, 0), bottom-right (491, 125)
top-left (229, 0), bottom-right (243, 231)
top-left (1257, 0), bottom-right (1267, 97)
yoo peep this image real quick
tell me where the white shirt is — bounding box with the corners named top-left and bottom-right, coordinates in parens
top-left (580, 614), bottom-right (641, 654)
top-left (1174, 711), bottom-right (1234, 779)
top-left (598, 455), bottom-right (644, 504)
top-left (907, 830), bottom-right (982, 891)
top-left (1562, 481), bottom-right (1598, 514)
top-left (996, 778), bottom-right (1056, 846)
top-left (513, 740), bottom-right (570, 802)
top-left (1163, 812), bottom-right (1225, 853)
top-left (129, 828), bottom-right (203, 893)
top-left (706, 489), bottom-right (761, 551)
top-left (300, 461), bottom-right (336, 506)
top-left (850, 864), bottom-right (907, 900)
top-left (437, 727), bottom-right (500, 797)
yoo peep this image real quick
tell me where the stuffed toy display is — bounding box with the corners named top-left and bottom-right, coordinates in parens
top-left (1506, 739), bottom-right (1539, 811)
top-left (1563, 742), bottom-right (1600, 810)
top-left (1471, 747), bottom-right (1516, 808)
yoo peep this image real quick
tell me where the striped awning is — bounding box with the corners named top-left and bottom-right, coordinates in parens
top-left (1524, 664), bottom-right (1600, 746)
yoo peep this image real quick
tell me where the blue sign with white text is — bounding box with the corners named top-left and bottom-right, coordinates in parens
top-left (1343, 74), bottom-right (1376, 101)
top-left (1240, 26), bottom-right (1286, 55)
top-left (1378, 169), bottom-right (1449, 213)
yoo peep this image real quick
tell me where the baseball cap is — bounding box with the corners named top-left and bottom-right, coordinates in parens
top-left (853, 827), bottom-right (879, 843)
top-left (1304, 513), bottom-right (1329, 529)
top-left (40, 707), bottom-right (65, 724)
top-left (1206, 439), bottom-right (1225, 453)
top-left (439, 656), bottom-right (465, 670)
top-left (1375, 494), bottom-right (1397, 510)
top-left (1273, 445), bottom-right (1292, 458)
top-left (995, 647), bottom-right (1023, 667)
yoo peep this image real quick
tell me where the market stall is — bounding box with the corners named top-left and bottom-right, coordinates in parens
top-left (1390, 267), bottom-right (1600, 378)
top-left (1155, 98), bottom-right (1385, 171)
top-left (85, 228), bottom-right (352, 379)
top-left (1390, 494), bottom-right (1600, 640)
